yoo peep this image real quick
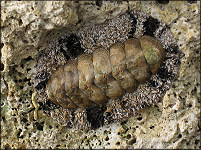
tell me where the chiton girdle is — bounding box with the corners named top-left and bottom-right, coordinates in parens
top-left (34, 11), bottom-right (182, 129)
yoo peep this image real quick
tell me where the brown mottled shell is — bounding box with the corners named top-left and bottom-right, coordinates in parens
top-left (46, 35), bottom-right (165, 109)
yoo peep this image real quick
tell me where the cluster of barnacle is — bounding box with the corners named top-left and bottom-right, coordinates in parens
top-left (34, 10), bottom-right (182, 130)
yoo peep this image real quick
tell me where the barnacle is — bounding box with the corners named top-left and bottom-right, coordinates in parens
top-left (46, 36), bottom-right (165, 109)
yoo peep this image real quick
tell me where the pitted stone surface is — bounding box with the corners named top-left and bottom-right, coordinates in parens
top-left (1, 1), bottom-right (200, 149)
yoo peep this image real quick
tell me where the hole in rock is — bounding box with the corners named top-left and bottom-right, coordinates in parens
top-left (137, 116), bottom-right (142, 121)
top-left (1, 62), bottom-right (4, 71)
top-left (21, 118), bottom-right (28, 123)
top-left (35, 122), bottom-right (44, 131)
top-left (150, 126), bottom-right (155, 129)
top-left (127, 134), bottom-right (131, 139)
top-left (129, 138), bottom-right (136, 145)
top-left (156, 0), bottom-right (169, 4)
top-left (187, 0), bottom-right (197, 4)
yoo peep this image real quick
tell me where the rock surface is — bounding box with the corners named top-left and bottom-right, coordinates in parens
top-left (1, 1), bottom-right (200, 149)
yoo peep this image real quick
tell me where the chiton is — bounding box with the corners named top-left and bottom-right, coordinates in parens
top-left (46, 36), bottom-right (165, 109)
top-left (34, 11), bottom-right (182, 129)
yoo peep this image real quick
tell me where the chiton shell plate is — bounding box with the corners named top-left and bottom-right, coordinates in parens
top-left (46, 36), bottom-right (165, 109)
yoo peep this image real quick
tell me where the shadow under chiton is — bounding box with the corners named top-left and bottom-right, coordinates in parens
top-left (34, 10), bottom-right (182, 129)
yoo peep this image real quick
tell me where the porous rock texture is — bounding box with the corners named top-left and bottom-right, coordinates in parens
top-left (1, 1), bottom-right (200, 149)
